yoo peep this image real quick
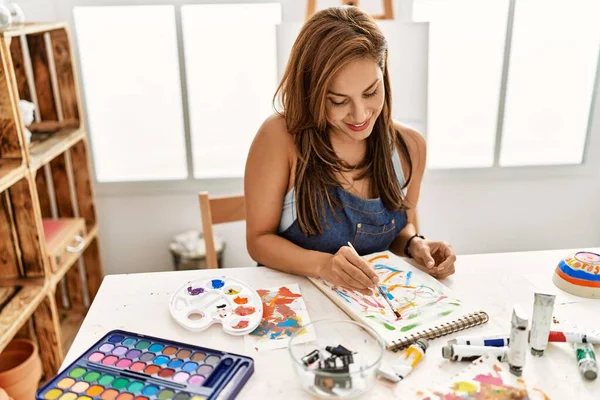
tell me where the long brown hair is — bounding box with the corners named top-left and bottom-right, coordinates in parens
top-left (274, 6), bottom-right (413, 236)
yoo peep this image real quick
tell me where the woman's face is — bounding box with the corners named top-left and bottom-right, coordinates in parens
top-left (325, 58), bottom-right (385, 142)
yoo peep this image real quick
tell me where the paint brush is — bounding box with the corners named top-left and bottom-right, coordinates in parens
top-left (347, 241), bottom-right (401, 318)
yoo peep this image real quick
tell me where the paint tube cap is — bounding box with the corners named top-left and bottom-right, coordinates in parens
top-left (531, 348), bottom-right (544, 356)
top-left (415, 339), bottom-right (429, 352)
top-left (441, 345), bottom-right (452, 359)
top-left (580, 360), bottom-right (598, 380)
top-left (509, 364), bottom-right (523, 377)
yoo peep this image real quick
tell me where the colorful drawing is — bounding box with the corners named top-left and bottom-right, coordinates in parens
top-left (309, 251), bottom-right (468, 346)
top-left (419, 355), bottom-right (549, 399)
top-left (244, 283), bottom-right (316, 351)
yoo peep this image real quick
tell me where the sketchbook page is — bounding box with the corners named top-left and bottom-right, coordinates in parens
top-left (244, 283), bottom-right (316, 351)
top-left (309, 251), bottom-right (477, 347)
top-left (417, 355), bottom-right (550, 399)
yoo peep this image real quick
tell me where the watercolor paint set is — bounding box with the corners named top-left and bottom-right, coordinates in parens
top-left (169, 277), bottom-right (263, 335)
top-left (36, 330), bottom-right (254, 400)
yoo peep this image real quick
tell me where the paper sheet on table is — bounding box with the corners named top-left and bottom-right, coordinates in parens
top-left (244, 283), bottom-right (316, 351)
top-left (416, 355), bottom-right (550, 399)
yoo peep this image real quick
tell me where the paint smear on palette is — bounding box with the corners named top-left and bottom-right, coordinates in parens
top-left (234, 306), bottom-right (256, 316)
top-left (233, 320), bottom-right (250, 329)
top-left (211, 279), bottom-right (225, 289)
top-left (417, 355), bottom-right (550, 400)
top-left (244, 283), bottom-right (316, 351)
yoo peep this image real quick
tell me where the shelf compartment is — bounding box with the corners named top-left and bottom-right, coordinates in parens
top-left (0, 284), bottom-right (47, 352)
top-left (29, 127), bottom-right (85, 172)
top-left (50, 224), bottom-right (98, 287)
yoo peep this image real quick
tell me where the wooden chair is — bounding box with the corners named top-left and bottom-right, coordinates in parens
top-left (198, 192), bottom-right (245, 269)
top-left (306, 0), bottom-right (394, 21)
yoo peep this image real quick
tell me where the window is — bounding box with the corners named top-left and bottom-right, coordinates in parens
top-left (73, 3), bottom-right (281, 183)
top-left (74, 6), bottom-right (187, 182)
top-left (181, 4), bottom-right (280, 179)
top-left (416, 0), bottom-right (600, 170)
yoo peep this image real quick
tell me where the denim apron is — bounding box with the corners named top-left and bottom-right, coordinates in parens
top-left (279, 187), bottom-right (407, 256)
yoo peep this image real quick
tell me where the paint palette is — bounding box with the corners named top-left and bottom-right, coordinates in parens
top-left (36, 330), bottom-right (254, 400)
top-left (169, 277), bottom-right (263, 335)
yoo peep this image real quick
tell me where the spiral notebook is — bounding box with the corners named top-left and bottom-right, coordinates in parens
top-left (308, 251), bottom-right (488, 351)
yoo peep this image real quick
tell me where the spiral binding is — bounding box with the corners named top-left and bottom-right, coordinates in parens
top-left (388, 311), bottom-right (490, 352)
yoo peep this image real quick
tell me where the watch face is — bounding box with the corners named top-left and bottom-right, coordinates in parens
top-left (575, 252), bottom-right (600, 264)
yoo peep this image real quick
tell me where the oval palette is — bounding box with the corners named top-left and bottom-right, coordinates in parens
top-left (169, 276), bottom-right (263, 335)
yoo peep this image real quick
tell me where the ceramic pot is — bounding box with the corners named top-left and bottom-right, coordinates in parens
top-left (7, 3), bottom-right (24, 26)
top-left (0, 338), bottom-right (43, 400)
top-left (0, 5), bottom-right (11, 29)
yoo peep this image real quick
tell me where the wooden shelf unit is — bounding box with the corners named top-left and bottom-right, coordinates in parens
top-left (0, 22), bottom-right (103, 381)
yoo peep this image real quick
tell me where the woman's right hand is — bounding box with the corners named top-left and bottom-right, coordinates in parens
top-left (319, 247), bottom-right (380, 295)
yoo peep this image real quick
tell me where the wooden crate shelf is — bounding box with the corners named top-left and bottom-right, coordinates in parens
top-left (50, 224), bottom-right (98, 286)
top-left (0, 21), bottom-right (103, 380)
top-left (60, 307), bottom-right (86, 354)
top-left (0, 160), bottom-right (25, 193)
top-left (0, 284), bottom-right (47, 352)
top-left (1, 22), bottom-right (83, 160)
top-left (29, 127), bottom-right (85, 172)
top-left (0, 22), bottom-right (68, 38)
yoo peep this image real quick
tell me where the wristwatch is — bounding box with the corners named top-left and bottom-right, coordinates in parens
top-left (404, 234), bottom-right (425, 258)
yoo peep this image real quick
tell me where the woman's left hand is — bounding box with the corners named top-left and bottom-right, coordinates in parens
top-left (408, 238), bottom-right (456, 279)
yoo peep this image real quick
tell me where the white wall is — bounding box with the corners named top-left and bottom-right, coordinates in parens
top-left (16, 0), bottom-right (600, 275)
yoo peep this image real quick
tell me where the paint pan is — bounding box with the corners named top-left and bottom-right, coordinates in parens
top-left (169, 276), bottom-right (263, 335)
top-left (529, 293), bottom-right (556, 356)
top-left (508, 304), bottom-right (528, 377)
top-left (36, 330), bottom-right (254, 400)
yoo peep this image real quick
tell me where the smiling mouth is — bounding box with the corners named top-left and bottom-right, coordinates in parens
top-left (349, 120), bottom-right (368, 127)
top-left (345, 118), bottom-right (370, 132)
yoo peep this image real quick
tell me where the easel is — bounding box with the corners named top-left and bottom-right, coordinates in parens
top-left (306, 0), bottom-right (394, 21)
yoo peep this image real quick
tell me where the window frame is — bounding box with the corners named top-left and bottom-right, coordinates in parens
top-left (60, 0), bottom-right (600, 197)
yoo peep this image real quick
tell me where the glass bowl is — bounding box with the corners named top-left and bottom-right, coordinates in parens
top-left (288, 319), bottom-right (385, 399)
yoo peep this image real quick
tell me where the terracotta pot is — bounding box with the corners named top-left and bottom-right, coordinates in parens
top-left (0, 338), bottom-right (42, 400)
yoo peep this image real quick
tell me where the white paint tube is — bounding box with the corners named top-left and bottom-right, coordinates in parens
top-left (529, 293), bottom-right (556, 356)
top-left (441, 344), bottom-right (508, 362)
top-left (377, 339), bottom-right (428, 382)
top-left (508, 304), bottom-right (528, 376)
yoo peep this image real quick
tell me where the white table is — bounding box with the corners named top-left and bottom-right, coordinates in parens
top-left (64, 248), bottom-right (600, 399)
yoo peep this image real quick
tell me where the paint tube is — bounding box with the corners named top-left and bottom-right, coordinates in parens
top-left (575, 342), bottom-right (598, 381)
top-left (302, 349), bottom-right (320, 366)
top-left (377, 339), bottom-right (428, 382)
top-left (548, 331), bottom-right (600, 345)
top-left (508, 304), bottom-right (528, 377)
top-left (447, 334), bottom-right (510, 347)
top-left (441, 344), bottom-right (508, 362)
top-left (529, 293), bottom-right (556, 356)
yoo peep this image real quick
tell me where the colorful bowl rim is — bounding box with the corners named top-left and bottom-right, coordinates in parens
top-left (287, 318), bottom-right (385, 378)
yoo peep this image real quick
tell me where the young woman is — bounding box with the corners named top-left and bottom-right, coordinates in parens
top-left (244, 6), bottom-right (455, 294)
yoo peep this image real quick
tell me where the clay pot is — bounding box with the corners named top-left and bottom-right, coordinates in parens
top-left (0, 338), bottom-right (42, 400)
